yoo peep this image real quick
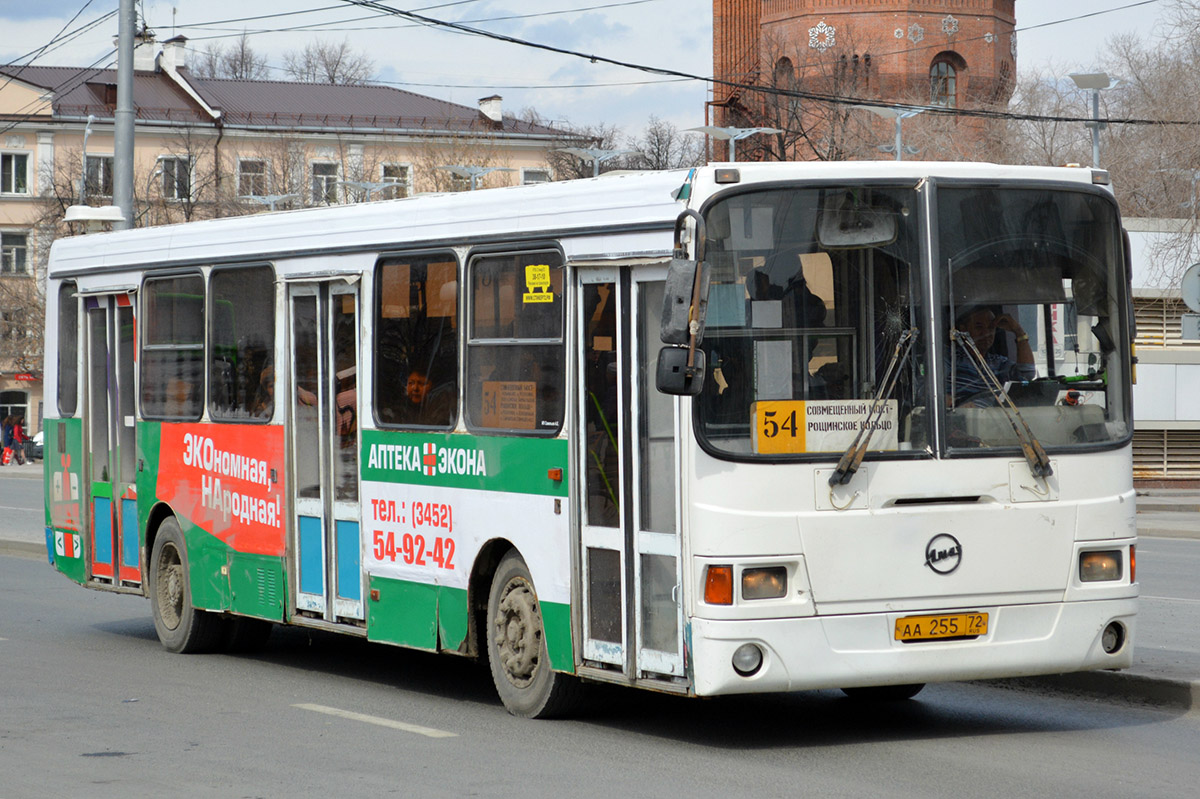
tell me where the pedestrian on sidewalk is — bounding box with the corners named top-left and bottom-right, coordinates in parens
top-left (11, 417), bottom-right (28, 465)
top-left (1, 416), bottom-right (13, 466)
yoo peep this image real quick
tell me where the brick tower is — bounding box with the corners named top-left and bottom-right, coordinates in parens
top-left (712, 1), bottom-right (1017, 160)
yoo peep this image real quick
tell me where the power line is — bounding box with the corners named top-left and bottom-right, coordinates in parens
top-left (0, 4), bottom-right (115, 94)
top-left (176, 0), bottom-right (666, 41)
top-left (330, 0), bottom-right (1197, 128)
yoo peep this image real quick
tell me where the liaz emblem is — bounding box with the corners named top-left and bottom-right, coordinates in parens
top-left (924, 534), bottom-right (962, 575)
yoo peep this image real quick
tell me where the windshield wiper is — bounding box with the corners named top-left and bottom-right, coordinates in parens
top-left (950, 330), bottom-right (1053, 479)
top-left (829, 327), bottom-right (918, 487)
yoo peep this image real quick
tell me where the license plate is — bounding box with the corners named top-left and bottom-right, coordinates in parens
top-left (894, 612), bottom-right (988, 642)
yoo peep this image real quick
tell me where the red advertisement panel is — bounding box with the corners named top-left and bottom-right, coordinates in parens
top-left (156, 423), bottom-right (287, 556)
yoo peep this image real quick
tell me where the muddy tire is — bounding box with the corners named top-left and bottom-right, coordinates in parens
top-left (841, 683), bottom-right (925, 701)
top-left (149, 518), bottom-right (225, 654)
top-left (486, 551), bottom-right (581, 718)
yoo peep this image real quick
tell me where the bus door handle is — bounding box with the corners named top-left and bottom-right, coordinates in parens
top-left (671, 584), bottom-right (680, 605)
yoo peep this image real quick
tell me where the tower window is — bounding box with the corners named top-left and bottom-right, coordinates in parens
top-left (930, 53), bottom-right (965, 107)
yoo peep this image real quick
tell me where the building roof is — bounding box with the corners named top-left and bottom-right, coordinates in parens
top-left (0, 63), bottom-right (564, 138)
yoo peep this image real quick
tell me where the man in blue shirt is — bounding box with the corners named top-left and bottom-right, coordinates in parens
top-left (951, 307), bottom-right (1036, 402)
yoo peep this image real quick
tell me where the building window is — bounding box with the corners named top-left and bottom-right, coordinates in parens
top-left (1, 153), bottom-right (29, 194)
top-left (379, 163), bottom-right (411, 199)
top-left (311, 162), bottom-right (339, 204)
top-left (160, 156), bottom-right (192, 201)
top-left (1, 309), bottom-right (30, 340)
top-left (85, 155), bottom-right (114, 198)
top-left (238, 159), bottom-right (268, 197)
top-left (930, 55), bottom-right (961, 107)
top-left (521, 168), bottom-right (552, 185)
top-left (1, 232), bottom-right (28, 274)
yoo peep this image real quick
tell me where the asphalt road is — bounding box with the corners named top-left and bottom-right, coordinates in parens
top-left (1, 553), bottom-right (1199, 799)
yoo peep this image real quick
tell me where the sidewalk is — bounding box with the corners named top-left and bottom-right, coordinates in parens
top-left (2, 472), bottom-right (1197, 710)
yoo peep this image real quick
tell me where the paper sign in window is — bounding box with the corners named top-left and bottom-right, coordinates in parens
top-left (482, 380), bottom-right (537, 429)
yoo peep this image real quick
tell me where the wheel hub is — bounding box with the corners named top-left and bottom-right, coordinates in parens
top-left (493, 579), bottom-right (541, 687)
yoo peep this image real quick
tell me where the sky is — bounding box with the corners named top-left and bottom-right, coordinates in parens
top-left (0, 0), bottom-right (1179, 138)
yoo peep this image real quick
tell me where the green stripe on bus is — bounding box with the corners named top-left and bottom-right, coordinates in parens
top-left (360, 430), bottom-right (568, 496)
top-left (367, 574), bottom-right (574, 674)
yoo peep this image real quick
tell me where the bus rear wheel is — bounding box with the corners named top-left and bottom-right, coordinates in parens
top-left (149, 517), bottom-right (224, 654)
top-left (486, 551), bottom-right (580, 718)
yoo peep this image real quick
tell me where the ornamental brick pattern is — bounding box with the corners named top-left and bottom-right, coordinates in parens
top-left (712, 1), bottom-right (1017, 157)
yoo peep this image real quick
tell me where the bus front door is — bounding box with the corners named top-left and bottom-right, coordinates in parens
top-left (578, 266), bottom-right (685, 682)
top-left (288, 282), bottom-right (364, 624)
top-left (84, 293), bottom-right (139, 587)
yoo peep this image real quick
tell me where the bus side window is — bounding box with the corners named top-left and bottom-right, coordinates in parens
top-left (142, 274), bottom-right (205, 420)
top-left (57, 281), bottom-right (79, 416)
top-left (374, 253), bottom-right (459, 429)
top-left (209, 265), bottom-right (275, 422)
top-left (465, 250), bottom-right (564, 435)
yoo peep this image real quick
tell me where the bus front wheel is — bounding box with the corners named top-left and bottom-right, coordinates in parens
top-left (486, 551), bottom-right (580, 718)
top-left (149, 517), bottom-right (225, 654)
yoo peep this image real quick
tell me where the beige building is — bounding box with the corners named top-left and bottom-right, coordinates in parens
top-left (0, 36), bottom-right (570, 434)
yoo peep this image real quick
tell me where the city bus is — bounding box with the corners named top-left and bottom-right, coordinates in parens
top-left (43, 162), bottom-right (1138, 718)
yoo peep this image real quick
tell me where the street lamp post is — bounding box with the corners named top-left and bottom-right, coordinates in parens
top-left (685, 126), bottom-right (782, 162)
top-left (555, 147), bottom-right (638, 177)
top-left (852, 105), bottom-right (923, 161)
top-left (1069, 72), bottom-right (1117, 168)
top-left (437, 165), bottom-right (514, 191)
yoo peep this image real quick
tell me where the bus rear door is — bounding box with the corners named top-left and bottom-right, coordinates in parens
top-left (84, 293), bottom-right (139, 587)
top-left (577, 265), bottom-right (685, 682)
top-left (287, 281), bottom-right (364, 623)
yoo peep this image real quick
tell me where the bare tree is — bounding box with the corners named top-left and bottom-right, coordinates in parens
top-left (283, 38), bottom-right (375, 85)
top-left (624, 116), bottom-right (705, 170)
top-left (193, 33), bottom-right (269, 80)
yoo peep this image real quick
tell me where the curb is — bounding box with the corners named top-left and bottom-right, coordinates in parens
top-left (987, 670), bottom-right (1200, 712)
top-left (0, 540), bottom-right (45, 559)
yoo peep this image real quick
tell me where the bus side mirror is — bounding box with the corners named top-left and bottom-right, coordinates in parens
top-left (661, 209), bottom-right (710, 345)
top-left (656, 346), bottom-right (706, 395)
top-left (661, 259), bottom-right (710, 345)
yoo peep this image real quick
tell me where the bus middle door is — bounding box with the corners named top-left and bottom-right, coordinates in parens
top-left (577, 265), bottom-right (685, 683)
top-left (84, 293), bottom-right (139, 587)
top-left (287, 281), bottom-right (364, 624)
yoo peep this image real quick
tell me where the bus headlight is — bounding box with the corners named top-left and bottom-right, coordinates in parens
top-left (741, 567), bottom-right (787, 600)
top-left (1080, 550), bottom-right (1123, 582)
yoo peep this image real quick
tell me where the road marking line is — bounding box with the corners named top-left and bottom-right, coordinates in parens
top-left (293, 703), bottom-right (456, 738)
top-left (1141, 595), bottom-right (1200, 604)
top-left (0, 504), bottom-right (37, 512)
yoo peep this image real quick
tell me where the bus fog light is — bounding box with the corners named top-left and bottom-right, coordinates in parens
top-left (742, 567), bottom-right (787, 599)
top-left (732, 643), bottom-right (764, 676)
top-left (1101, 622), bottom-right (1126, 654)
top-left (1080, 550), bottom-right (1122, 582)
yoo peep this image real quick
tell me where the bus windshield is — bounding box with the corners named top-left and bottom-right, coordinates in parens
top-left (940, 186), bottom-right (1130, 452)
top-left (696, 185), bottom-right (925, 457)
top-left (695, 182), bottom-right (1131, 460)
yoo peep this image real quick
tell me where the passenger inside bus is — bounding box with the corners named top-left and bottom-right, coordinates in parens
top-left (401, 367), bottom-right (454, 426)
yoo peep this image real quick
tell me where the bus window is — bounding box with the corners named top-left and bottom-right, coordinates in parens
top-left (374, 253), bottom-right (458, 428)
top-left (57, 281), bottom-right (79, 416)
top-left (697, 186), bottom-right (924, 457)
top-left (141, 274), bottom-right (205, 420)
top-left (209, 265), bottom-right (275, 421)
top-left (466, 250), bottom-right (564, 435)
top-left (940, 187), bottom-right (1130, 450)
